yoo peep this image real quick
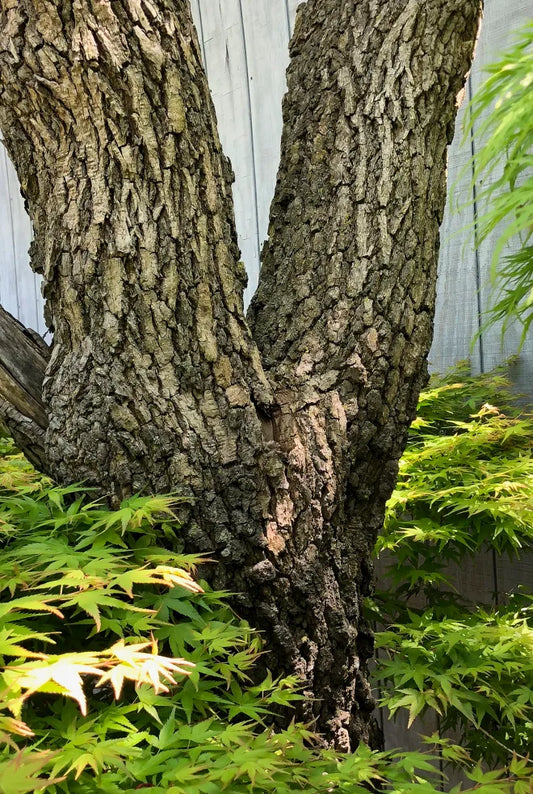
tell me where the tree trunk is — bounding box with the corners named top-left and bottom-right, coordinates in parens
top-left (0, 0), bottom-right (482, 749)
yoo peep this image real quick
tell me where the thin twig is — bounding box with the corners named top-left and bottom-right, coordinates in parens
top-left (477, 725), bottom-right (528, 761)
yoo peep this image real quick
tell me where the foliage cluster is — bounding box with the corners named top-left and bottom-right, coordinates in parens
top-left (1, 401), bottom-right (532, 793)
top-left (374, 365), bottom-right (533, 773)
top-left (0, 437), bottom-right (460, 794)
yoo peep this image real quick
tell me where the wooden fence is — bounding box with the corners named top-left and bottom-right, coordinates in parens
top-left (0, 0), bottom-right (532, 763)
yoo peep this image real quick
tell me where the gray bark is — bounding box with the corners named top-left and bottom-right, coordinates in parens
top-left (0, 0), bottom-right (482, 749)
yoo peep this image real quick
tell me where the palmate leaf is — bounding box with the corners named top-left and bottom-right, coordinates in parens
top-left (60, 589), bottom-right (152, 633)
top-left (376, 607), bottom-right (533, 736)
top-left (0, 716), bottom-right (34, 739)
top-left (86, 494), bottom-right (185, 536)
top-left (111, 565), bottom-right (204, 598)
top-left (0, 551), bottom-right (203, 636)
top-left (382, 395), bottom-right (533, 563)
top-left (375, 366), bottom-right (533, 764)
top-left (0, 596), bottom-right (64, 620)
top-left (2, 653), bottom-right (103, 716)
top-left (0, 750), bottom-right (63, 794)
top-left (97, 638), bottom-right (195, 699)
top-left (0, 627), bottom-right (55, 659)
top-left (48, 732), bottom-right (147, 781)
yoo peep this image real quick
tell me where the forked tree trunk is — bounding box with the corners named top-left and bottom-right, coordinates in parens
top-left (0, 0), bottom-right (481, 748)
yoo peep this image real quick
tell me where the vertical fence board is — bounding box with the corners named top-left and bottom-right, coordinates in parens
top-left (189, 0), bottom-right (208, 74)
top-left (446, 550), bottom-right (500, 606)
top-left (0, 144), bottom-right (19, 321)
top-left (4, 148), bottom-right (43, 334)
top-left (196, 0), bottom-right (261, 305)
top-left (239, 0), bottom-right (291, 290)
top-left (0, 142), bottom-right (43, 334)
top-left (497, 555), bottom-right (533, 602)
top-left (429, 86), bottom-right (482, 375)
top-left (374, 556), bottom-right (442, 762)
top-left (466, 0), bottom-right (533, 379)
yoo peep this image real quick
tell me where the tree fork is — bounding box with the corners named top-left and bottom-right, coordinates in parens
top-left (0, 0), bottom-right (482, 749)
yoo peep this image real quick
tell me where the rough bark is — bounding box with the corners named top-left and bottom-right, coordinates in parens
top-left (246, 0), bottom-right (482, 744)
top-left (0, 306), bottom-right (49, 470)
top-left (0, 0), bottom-right (482, 749)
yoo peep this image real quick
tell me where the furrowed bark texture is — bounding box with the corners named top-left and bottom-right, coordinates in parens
top-left (249, 0), bottom-right (482, 747)
top-left (0, 0), bottom-right (273, 497)
top-left (0, 0), bottom-right (481, 748)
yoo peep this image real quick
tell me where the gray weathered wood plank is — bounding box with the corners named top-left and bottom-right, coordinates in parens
top-left (446, 550), bottom-right (499, 605)
top-left (239, 0), bottom-right (291, 292)
top-left (429, 85), bottom-right (482, 375)
top-left (196, 0), bottom-right (262, 305)
top-left (4, 146), bottom-right (44, 334)
top-left (497, 553), bottom-right (533, 602)
top-left (189, 0), bottom-right (208, 74)
top-left (0, 144), bottom-right (19, 322)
